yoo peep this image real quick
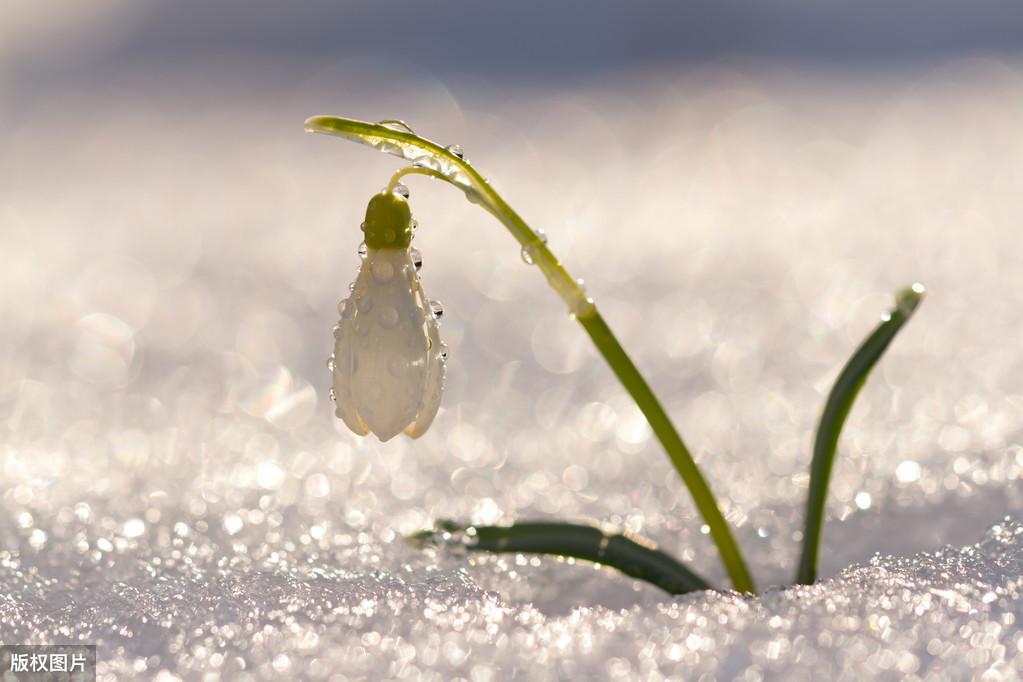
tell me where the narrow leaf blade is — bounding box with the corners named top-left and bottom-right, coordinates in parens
top-left (796, 284), bottom-right (925, 585)
top-left (411, 520), bottom-right (713, 595)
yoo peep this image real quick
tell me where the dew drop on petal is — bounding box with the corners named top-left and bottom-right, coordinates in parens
top-left (429, 300), bottom-right (444, 320)
top-left (411, 247), bottom-right (423, 271)
top-left (379, 307), bottom-right (399, 329)
top-left (358, 242), bottom-right (368, 260)
top-left (387, 355), bottom-right (408, 377)
top-left (371, 259), bottom-right (395, 283)
top-left (356, 296), bottom-right (374, 314)
top-left (326, 356), bottom-right (335, 372)
top-left (337, 299), bottom-right (348, 316)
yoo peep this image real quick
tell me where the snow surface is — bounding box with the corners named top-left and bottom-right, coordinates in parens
top-left (3, 60), bottom-right (1023, 679)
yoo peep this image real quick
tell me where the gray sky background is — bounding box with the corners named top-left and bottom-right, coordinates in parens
top-left (5, 1), bottom-right (1023, 94)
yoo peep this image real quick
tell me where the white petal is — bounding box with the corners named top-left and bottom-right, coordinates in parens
top-left (405, 312), bottom-right (444, 438)
top-left (331, 307), bottom-right (368, 436)
top-left (348, 248), bottom-right (431, 441)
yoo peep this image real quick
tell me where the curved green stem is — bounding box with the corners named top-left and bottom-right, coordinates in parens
top-left (388, 165), bottom-right (448, 191)
top-left (578, 314), bottom-right (753, 592)
top-left (305, 116), bottom-right (755, 593)
top-left (411, 520), bottom-right (712, 595)
top-left (796, 284), bottom-right (925, 585)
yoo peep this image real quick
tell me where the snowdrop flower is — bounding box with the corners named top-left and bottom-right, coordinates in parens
top-left (330, 190), bottom-right (445, 441)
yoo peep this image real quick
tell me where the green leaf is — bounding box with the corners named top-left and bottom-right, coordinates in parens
top-left (410, 520), bottom-right (713, 596)
top-left (304, 116), bottom-right (477, 194)
top-left (796, 284), bottom-right (925, 585)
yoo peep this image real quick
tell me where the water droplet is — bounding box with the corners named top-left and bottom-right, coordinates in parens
top-left (329, 388), bottom-right (336, 403)
top-left (411, 248), bottom-right (423, 271)
top-left (356, 296), bottom-right (374, 314)
top-left (337, 299), bottom-right (348, 316)
top-left (379, 307), bottom-right (399, 329)
top-left (407, 305), bottom-right (425, 326)
top-left (326, 356), bottom-right (335, 372)
top-left (429, 300), bottom-right (444, 320)
top-left (446, 144), bottom-right (464, 159)
top-left (377, 119), bottom-right (416, 135)
top-left (411, 219), bottom-right (419, 233)
top-left (371, 259), bottom-right (395, 283)
top-left (332, 324), bottom-right (342, 339)
top-left (520, 230), bottom-right (548, 265)
top-left (358, 242), bottom-right (368, 260)
top-left (439, 344), bottom-right (449, 363)
top-left (392, 183), bottom-right (410, 199)
top-left (349, 282), bottom-right (356, 293)
top-left (412, 157), bottom-right (442, 172)
top-left (387, 356), bottom-right (408, 377)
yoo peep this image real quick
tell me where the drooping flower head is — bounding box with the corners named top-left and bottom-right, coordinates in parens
top-left (330, 190), bottom-right (445, 441)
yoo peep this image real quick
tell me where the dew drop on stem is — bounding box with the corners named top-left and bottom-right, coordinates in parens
top-left (411, 247), bottom-right (423, 271)
top-left (520, 229), bottom-right (548, 265)
top-left (376, 119), bottom-right (416, 135)
top-left (358, 242), bottom-right (368, 260)
top-left (392, 183), bottom-right (410, 199)
top-left (429, 300), bottom-right (444, 320)
top-left (446, 144), bottom-right (464, 159)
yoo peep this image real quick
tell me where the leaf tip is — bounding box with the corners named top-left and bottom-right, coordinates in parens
top-left (896, 282), bottom-right (926, 316)
top-left (303, 115), bottom-right (331, 134)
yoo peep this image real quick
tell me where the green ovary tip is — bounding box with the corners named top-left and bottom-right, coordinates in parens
top-left (363, 191), bottom-right (413, 250)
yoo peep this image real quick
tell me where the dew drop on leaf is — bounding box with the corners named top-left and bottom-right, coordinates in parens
top-left (376, 119), bottom-right (416, 134)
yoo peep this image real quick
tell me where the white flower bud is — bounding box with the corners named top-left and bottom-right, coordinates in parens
top-left (331, 192), bottom-right (445, 441)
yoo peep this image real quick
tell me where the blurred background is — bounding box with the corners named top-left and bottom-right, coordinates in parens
top-left (2, 2), bottom-right (1023, 678)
